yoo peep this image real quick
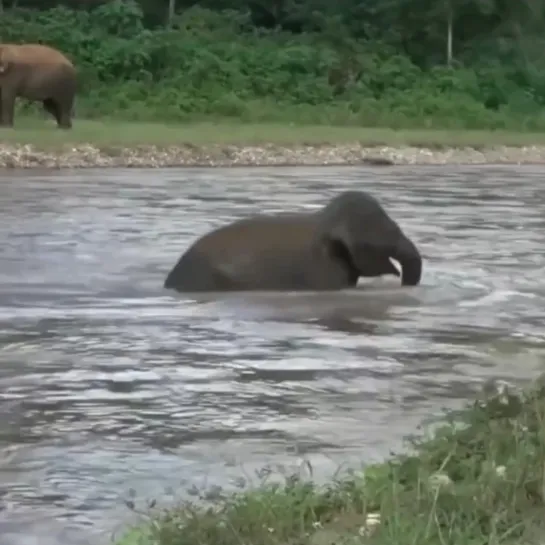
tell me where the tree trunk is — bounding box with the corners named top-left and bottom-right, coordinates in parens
top-left (446, 1), bottom-right (453, 66)
top-left (167, 0), bottom-right (175, 26)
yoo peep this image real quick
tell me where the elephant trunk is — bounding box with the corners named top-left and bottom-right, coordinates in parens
top-left (392, 235), bottom-right (422, 286)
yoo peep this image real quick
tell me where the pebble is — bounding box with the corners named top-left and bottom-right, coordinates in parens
top-left (0, 143), bottom-right (544, 169)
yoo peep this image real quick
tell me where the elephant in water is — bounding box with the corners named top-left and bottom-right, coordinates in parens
top-left (164, 190), bottom-right (422, 293)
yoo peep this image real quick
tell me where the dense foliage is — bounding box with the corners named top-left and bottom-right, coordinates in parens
top-left (2, 0), bottom-right (545, 128)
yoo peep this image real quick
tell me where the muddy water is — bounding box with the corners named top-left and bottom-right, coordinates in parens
top-left (0, 165), bottom-right (544, 544)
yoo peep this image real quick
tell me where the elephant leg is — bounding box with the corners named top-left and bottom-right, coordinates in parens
top-left (57, 98), bottom-right (73, 130)
top-left (58, 111), bottom-right (72, 129)
top-left (56, 91), bottom-right (74, 130)
top-left (43, 98), bottom-right (71, 129)
top-left (42, 99), bottom-right (57, 122)
top-left (0, 89), bottom-right (15, 127)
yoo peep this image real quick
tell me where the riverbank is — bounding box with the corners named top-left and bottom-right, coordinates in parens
top-left (115, 379), bottom-right (545, 545)
top-left (4, 121), bottom-right (545, 168)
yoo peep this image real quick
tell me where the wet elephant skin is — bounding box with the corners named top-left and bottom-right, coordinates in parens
top-left (164, 190), bottom-right (423, 292)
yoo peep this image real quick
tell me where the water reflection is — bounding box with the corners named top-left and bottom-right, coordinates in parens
top-left (0, 165), bottom-right (544, 544)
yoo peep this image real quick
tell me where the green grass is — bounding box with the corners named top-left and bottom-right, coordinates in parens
top-left (5, 118), bottom-right (545, 150)
top-left (115, 380), bottom-right (545, 545)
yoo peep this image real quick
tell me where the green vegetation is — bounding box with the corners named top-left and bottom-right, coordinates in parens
top-left (5, 120), bottom-right (545, 149)
top-left (116, 381), bottom-right (545, 545)
top-left (2, 0), bottom-right (545, 131)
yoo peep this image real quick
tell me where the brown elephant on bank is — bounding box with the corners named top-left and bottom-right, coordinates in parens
top-left (0, 44), bottom-right (77, 129)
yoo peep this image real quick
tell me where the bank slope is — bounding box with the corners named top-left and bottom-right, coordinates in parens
top-left (115, 380), bottom-right (545, 545)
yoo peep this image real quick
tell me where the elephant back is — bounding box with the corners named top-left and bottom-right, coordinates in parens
top-left (0, 44), bottom-right (74, 69)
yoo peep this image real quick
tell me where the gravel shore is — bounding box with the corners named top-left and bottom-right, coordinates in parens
top-left (2, 142), bottom-right (545, 168)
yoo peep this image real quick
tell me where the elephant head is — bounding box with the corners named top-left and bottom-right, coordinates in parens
top-left (0, 48), bottom-right (10, 74)
top-left (0, 45), bottom-right (22, 74)
top-left (314, 191), bottom-right (422, 286)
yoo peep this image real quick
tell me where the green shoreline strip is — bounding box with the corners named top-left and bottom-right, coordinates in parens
top-left (114, 381), bottom-right (545, 545)
top-left (4, 120), bottom-right (545, 150)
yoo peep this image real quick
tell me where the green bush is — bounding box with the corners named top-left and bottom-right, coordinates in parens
top-left (2, 0), bottom-right (545, 129)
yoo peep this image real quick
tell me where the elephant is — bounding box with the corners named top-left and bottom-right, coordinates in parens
top-left (0, 44), bottom-right (77, 129)
top-left (164, 190), bottom-right (422, 293)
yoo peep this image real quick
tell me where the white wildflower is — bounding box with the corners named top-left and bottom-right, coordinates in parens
top-left (358, 512), bottom-right (381, 536)
top-left (428, 472), bottom-right (452, 489)
top-left (495, 465), bottom-right (507, 478)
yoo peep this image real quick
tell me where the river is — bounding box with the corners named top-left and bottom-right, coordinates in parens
top-left (0, 165), bottom-right (543, 544)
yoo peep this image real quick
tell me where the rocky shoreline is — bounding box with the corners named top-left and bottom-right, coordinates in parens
top-left (2, 142), bottom-right (545, 168)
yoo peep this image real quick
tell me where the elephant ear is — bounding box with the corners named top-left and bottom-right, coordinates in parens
top-left (315, 223), bottom-right (359, 273)
top-left (324, 214), bottom-right (401, 255)
top-left (319, 192), bottom-right (401, 251)
top-left (316, 215), bottom-right (402, 280)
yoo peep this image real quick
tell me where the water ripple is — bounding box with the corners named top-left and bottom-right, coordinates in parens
top-left (0, 165), bottom-right (544, 543)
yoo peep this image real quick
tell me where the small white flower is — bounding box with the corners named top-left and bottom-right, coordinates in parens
top-left (358, 512), bottom-right (381, 536)
top-left (428, 472), bottom-right (452, 489)
top-left (495, 465), bottom-right (507, 478)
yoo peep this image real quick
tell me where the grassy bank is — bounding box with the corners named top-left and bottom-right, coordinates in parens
top-left (5, 119), bottom-right (545, 150)
top-left (115, 381), bottom-right (545, 545)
